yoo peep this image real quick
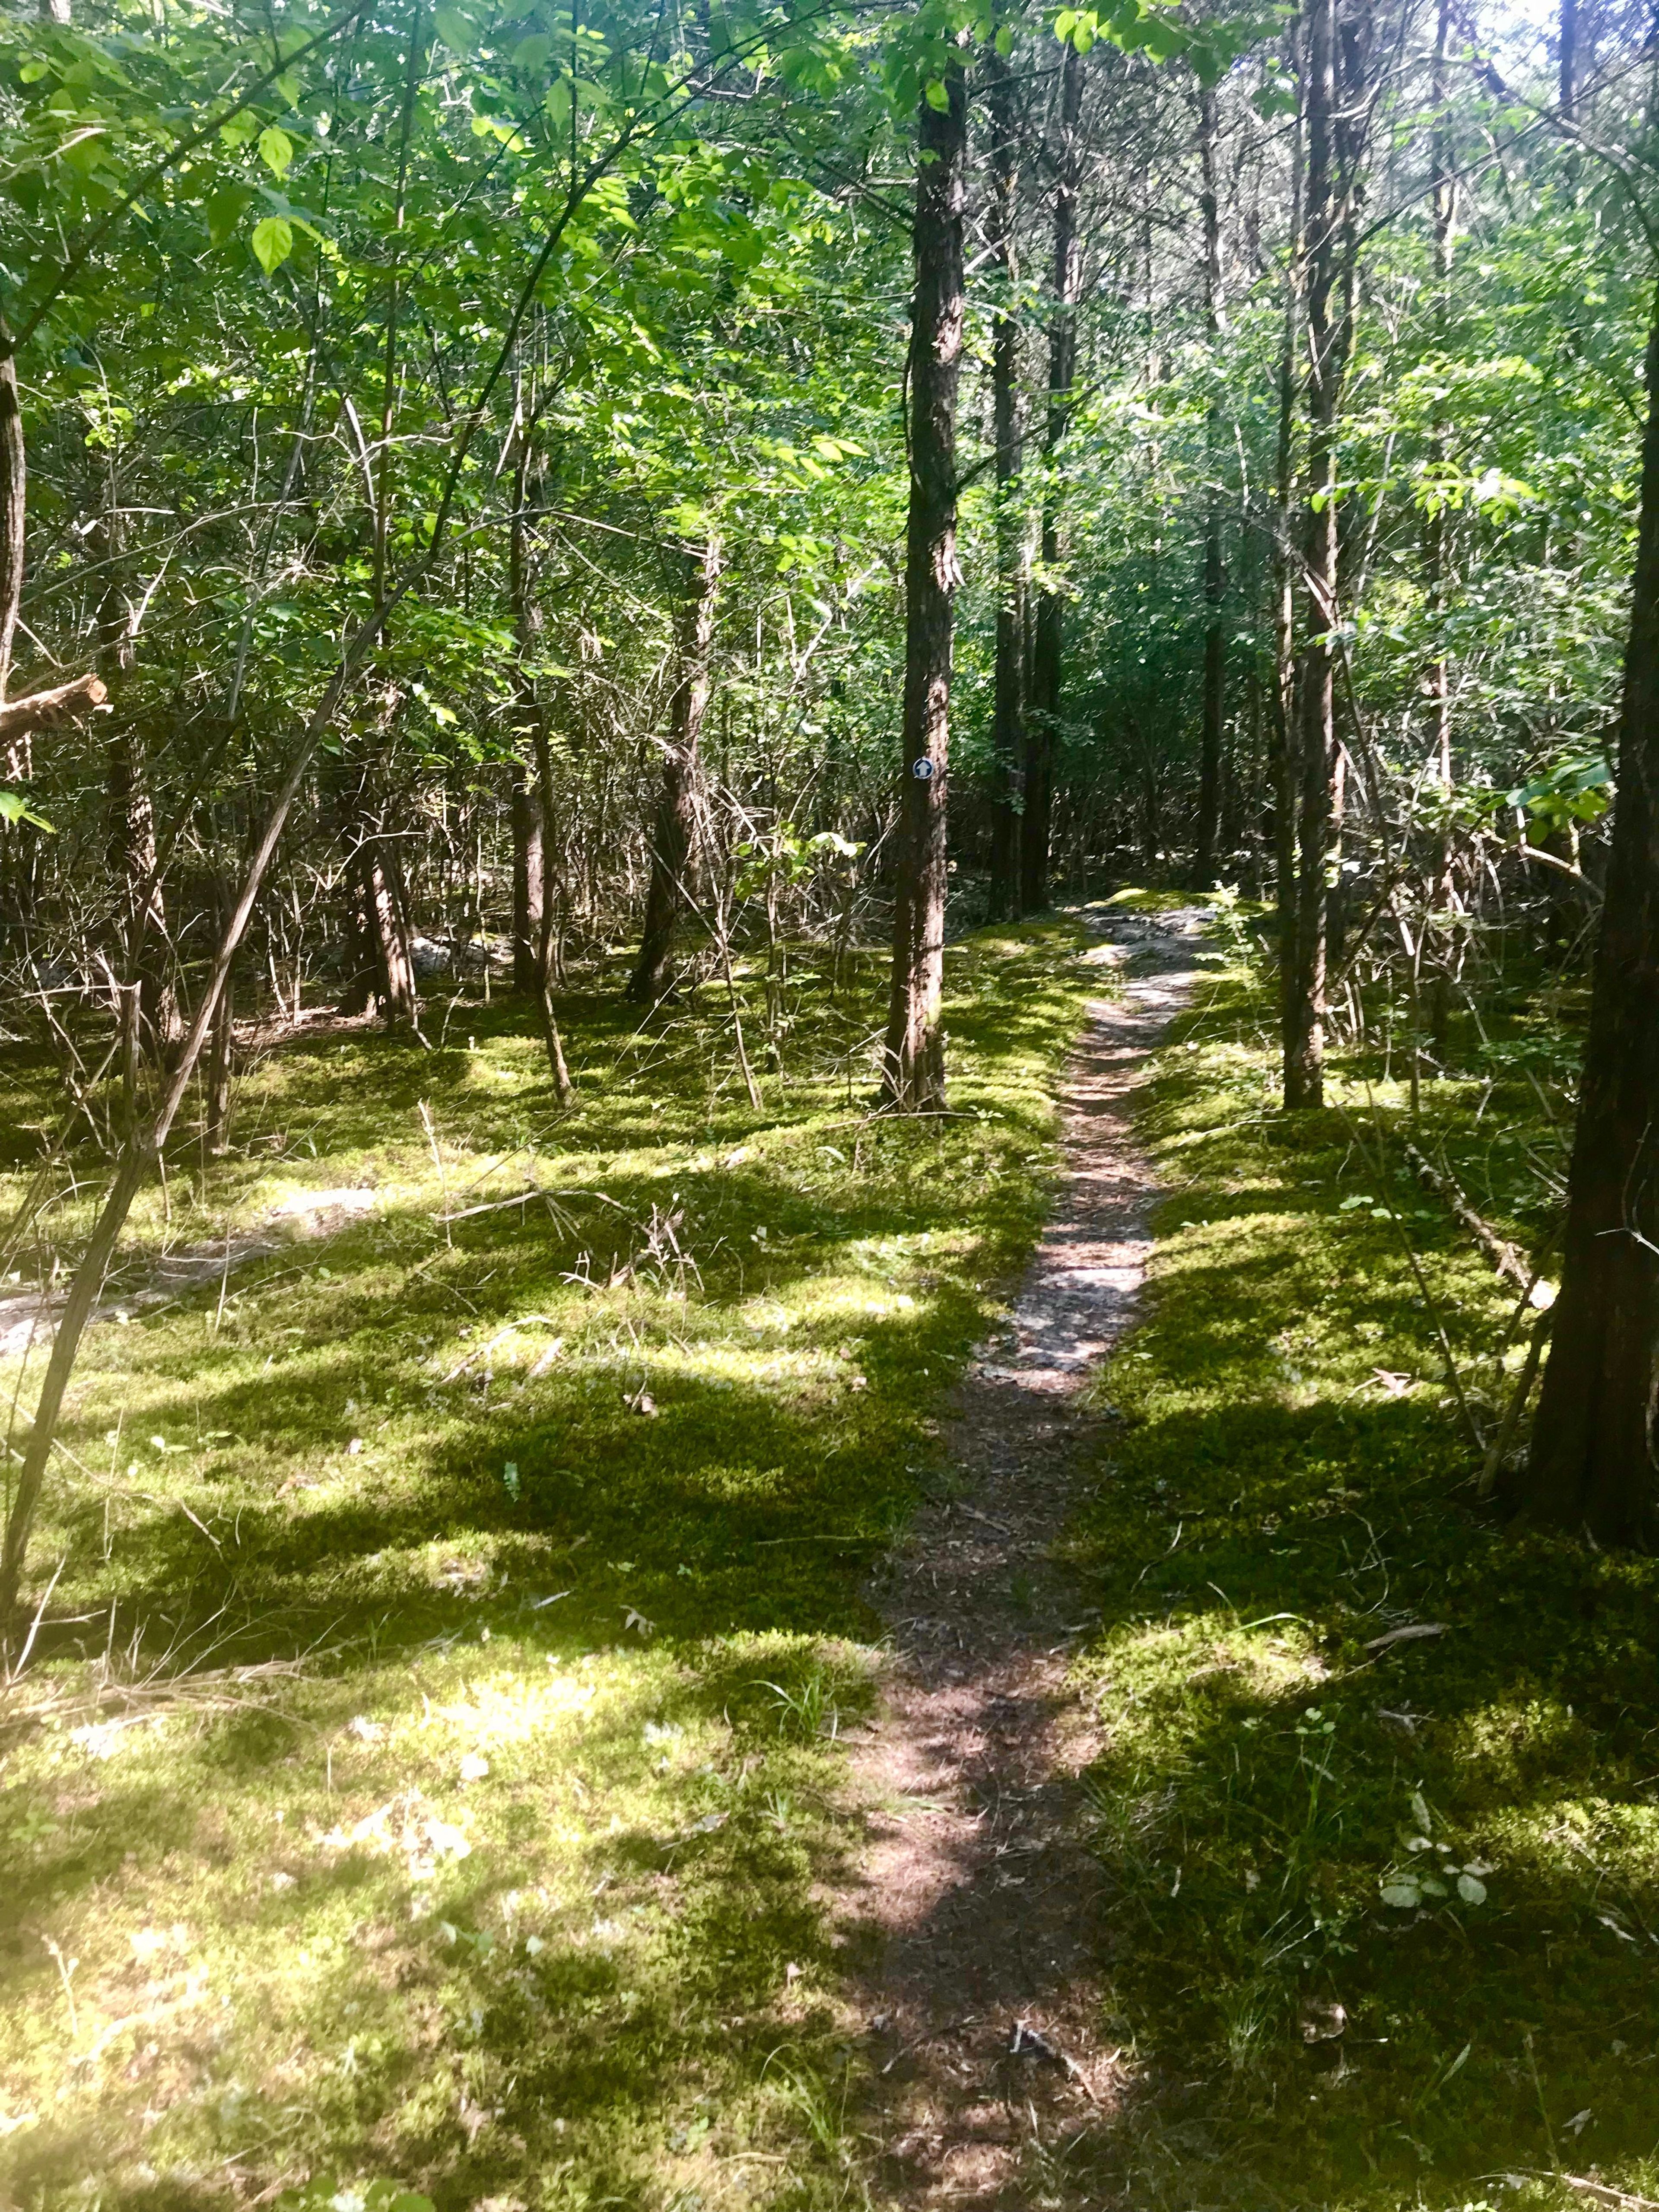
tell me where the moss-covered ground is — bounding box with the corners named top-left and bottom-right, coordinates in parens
top-left (8, 911), bottom-right (1659, 2212)
top-left (1061, 916), bottom-right (1659, 2211)
top-left (0, 926), bottom-right (1098, 2212)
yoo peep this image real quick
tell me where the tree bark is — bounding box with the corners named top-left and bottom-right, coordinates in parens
top-left (205, 870), bottom-right (235, 1155)
top-left (1558, 0), bottom-right (1578, 118)
top-left (1284, 0), bottom-right (1367, 1109)
top-left (339, 766), bottom-right (420, 1027)
top-left (627, 537), bottom-right (721, 1004)
top-left (1524, 285), bottom-right (1659, 1547)
top-left (985, 27), bottom-right (1026, 923)
top-left (1425, 0), bottom-right (1459, 1058)
top-left (1194, 77), bottom-right (1226, 889)
top-left (1269, 151), bottom-right (1300, 1004)
top-left (0, 336), bottom-right (24, 716)
top-left (366, 821), bottom-right (419, 1023)
top-left (512, 759), bottom-right (543, 992)
top-left (1022, 38), bottom-right (1084, 916)
top-left (882, 60), bottom-right (966, 1111)
top-left (0, 673), bottom-right (106, 748)
top-left (94, 491), bottom-right (180, 1052)
top-left (508, 399), bottom-right (574, 1097)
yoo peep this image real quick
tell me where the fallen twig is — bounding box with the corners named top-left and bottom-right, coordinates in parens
top-left (1402, 1142), bottom-right (1543, 1299)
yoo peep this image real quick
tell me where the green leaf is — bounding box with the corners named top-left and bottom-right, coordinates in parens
top-left (434, 6), bottom-right (476, 51)
top-left (206, 181), bottom-right (254, 246)
top-left (1379, 1879), bottom-right (1420, 1909)
top-left (1456, 1872), bottom-right (1487, 1905)
top-left (251, 215), bottom-right (294, 273)
top-left (0, 788), bottom-right (54, 832)
top-left (923, 77), bottom-right (949, 110)
top-left (512, 31), bottom-right (552, 68)
top-left (257, 124), bottom-right (293, 180)
top-left (994, 22), bottom-right (1013, 54)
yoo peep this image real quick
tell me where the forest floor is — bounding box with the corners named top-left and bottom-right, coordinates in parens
top-left (3, 908), bottom-right (1659, 2212)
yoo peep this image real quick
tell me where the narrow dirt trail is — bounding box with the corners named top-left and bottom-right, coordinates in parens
top-left (844, 907), bottom-right (1214, 2210)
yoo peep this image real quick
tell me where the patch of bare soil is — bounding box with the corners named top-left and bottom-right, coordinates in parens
top-left (842, 907), bottom-right (1214, 2210)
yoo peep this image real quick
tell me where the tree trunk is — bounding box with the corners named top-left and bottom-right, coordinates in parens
top-left (93, 493), bottom-right (180, 1053)
top-left (366, 822), bottom-right (420, 1024)
top-left (1022, 38), bottom-right (1084, 916)
top-left (1524, 286), bottom-right (1659, 1547)
top-left (533, 723), bottom-right (574, 1102)
top-left (0, 610), bottom-right (389, 1637)
top-left (512, 759), bottom-right (543, 992)
top-left (205, 870), bottom-right (235, 1155)
top-left (0, 336), bottom-right (22, 718)
top-left (881, 62), bottom-right (966, 1112)
top-left (627, 537), bottom-right (721, 1004)
top-left (1425, 0), bottom-right (1459, 1060)
top-left (1284, 0), bottom-right (1367, 1110)
top-left (338, 766), bottom-right (420, 1027)
top-left (1559, 0), bottom-right (1578, 117)
top-left (508, 400), bottom-right (574, 1098)
top-left (508, 401), bottom-right (553, 1003)
top-left (1195, 78), bottom-right (1226, 890)
top-left (985, 27), bottom-right (1026, 923)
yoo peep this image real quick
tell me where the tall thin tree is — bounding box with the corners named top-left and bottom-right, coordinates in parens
top-left (1194, 76), bottom-right (1226, 888)
top-left (1022, 36), bottom-right (1084, 915)
top-left (985, 24), bottom-right (1026, 923)
top-left (883, 55), bottom-right (967, 1110)
top-left (627, 537), bottom-right (721, 1005)
top-left (1284, 0), bottom-right (1370, 1108)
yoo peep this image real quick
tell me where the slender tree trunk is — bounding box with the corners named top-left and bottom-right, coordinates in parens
top-left (508, 397), bottom-right (551, 1005)
top-left (337, 775), bottom-right (379, 1017)
top-left (985, 28), bottom-right (1026, 923)
top-left (1022, 38), bottom-right (1084, 916)
top-left (512, 760), bottom-right (543, 992)
top-left (627, 537), bottom-right (721, 1004)
top-left (533, 723), bottom-right (574, 1101)
top-left (1559, 0), bottom-right (1578, 117)
top-left (883, 60), bottom-right (966, 1110)
top-left (1525, 285), bottom-right (1659, 1546)
top-left (366, 823), bottom-right (420, 1023)
top-left (508, 401), bottom-right (574, 1097)
top-left (1195, 78), bottom-right (1226, 889)
top-left (1271, 69), bottom-right (1305, 1049)
top-left (93, 490), bottom-right (180, 1053)
top-left (1426, 0), bottom-right (1458, 1060)
top-left (0, 621), bottom-right (385, 1637)
top-left (0, 336), bottom-right (22, 718)
top-left (205, 867), bottom-right (235, 1155)
top-left (337, 760), bottom-right (420, 1026)
top-left (1284, 0), bottom-right (1361, 1110)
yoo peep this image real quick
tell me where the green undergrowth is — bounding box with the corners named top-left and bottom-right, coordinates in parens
top-left (0, 922), bottom-right (1098, 2212)
top-left (1061, 955), bottom-right (1659, 2211)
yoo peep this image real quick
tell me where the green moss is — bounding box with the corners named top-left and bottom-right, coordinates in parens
top-left (0, 926), bottom-right (1097, 2212)
top-left (1066, 958), bottom-right (1659, 2212)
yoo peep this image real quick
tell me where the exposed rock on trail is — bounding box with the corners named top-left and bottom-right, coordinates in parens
top-left (846, 906), bottom-right (1214, 2209)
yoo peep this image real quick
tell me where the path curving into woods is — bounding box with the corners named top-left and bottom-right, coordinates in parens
top-left (844, 906), bottom-right (1214, 2210)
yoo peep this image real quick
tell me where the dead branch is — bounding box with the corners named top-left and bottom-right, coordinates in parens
top-left (1402, 1141), bottom-right (1536, 1296)
top-left (0, 672), bottom-right (108, 742)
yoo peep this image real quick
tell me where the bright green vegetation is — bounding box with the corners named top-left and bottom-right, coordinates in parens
top-left (1067, 947), bottom-right (1659, 2211)
top-left (0, 925), bottom-right (1096, 2211)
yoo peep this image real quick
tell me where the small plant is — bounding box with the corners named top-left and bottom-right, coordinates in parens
top-left (762, 2049), bottom-right (861, 2170)
top-left (1379, 1790), bottom-right (1493, 1911)
top-left (760, 1665), bottom-right (841, 1742)
top-left (277, 2181), bottom-right (434, 2212)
